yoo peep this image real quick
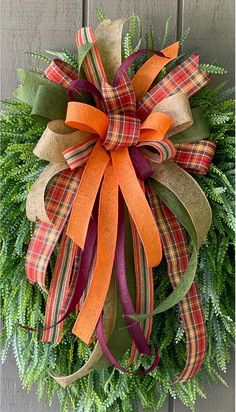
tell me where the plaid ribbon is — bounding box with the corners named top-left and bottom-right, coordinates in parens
top-left (129, 218), bottom-right (154, 363)
top-left (63, 137), bottom-right (97, 169)
top-left (42, 233), bottom-right (80, 343)
top-left (100, 74), bottom-right (141, 150)
top-left (175, 140), bottom-right (216, 174)
top-left (101, 75), bottom-right (136, 114)
top-left (44, 59), bottom-right (78, 89)
top-left (76, 27), bottom-right (107, 97)
top-left (146, 187), bottom-right (207, 382)
top-left (138, 138), bottom-right (177, 162)
top-left (136, 54), bottom-right (211, 122)
top-left (25, 168), bottom-right (82, 290)
top-left (105, 114), bottom-right (140, 150)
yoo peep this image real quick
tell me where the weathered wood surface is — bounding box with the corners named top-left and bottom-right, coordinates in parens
top-left (0, 0), bottom-right (83, 100)
top-left (181, 0), bottom-right (235, 86)
top-left (89, 0), bottom-right (178, 46)
top-left (0, 0), bottom-right (235, 411)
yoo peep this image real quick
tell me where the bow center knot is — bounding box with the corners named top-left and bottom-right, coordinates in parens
top-left (101, 75), bottom-right (140, 150)
top-left (103, 114), bottom-right (141, 151)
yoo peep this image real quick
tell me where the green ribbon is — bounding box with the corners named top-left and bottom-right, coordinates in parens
top-left (171, 107), bottom-right (210, 144)
top-left (12, 69), bottom-right (68, 124)
top-left (78, 43), bottom-right (93, 73)
top-left (131, 183), bottom-right (198, 320)
top-left (131, 160), bottom-right (212, 321)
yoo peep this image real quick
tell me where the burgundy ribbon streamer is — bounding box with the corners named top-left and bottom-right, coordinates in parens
top-left (96, 315), bottom-right (160, 375)
top-left (95, 193), bottom-right (160, 374)
top-left (114, 194), bottom-right (151, 356)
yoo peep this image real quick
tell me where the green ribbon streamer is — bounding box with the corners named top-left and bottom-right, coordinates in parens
top-left (78, 43), bottom-right (93, 73)
top-left (12, 69), bottom-right (68, 124)
top-left (131, 182), bottom-right (198, 320)
top-left (171, 107), bottom-right (210, 144)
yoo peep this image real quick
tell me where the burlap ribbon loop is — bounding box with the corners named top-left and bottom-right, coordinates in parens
top-left (26, 120), bottom-right (91, 223)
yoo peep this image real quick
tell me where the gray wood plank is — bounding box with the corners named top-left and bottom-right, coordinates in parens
top-left (181, 0), bottom-right (235, 85)
top-left (88, 0), bottom-right (178, 47)
top-left (175, 353), bottom-right (235, 412)
top-left (0, 0), bottom-right (83, 100)
top-left (1, 351), bottom-right (60, 412)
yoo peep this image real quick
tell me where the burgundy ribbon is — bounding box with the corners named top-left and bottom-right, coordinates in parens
top-left (114, 194), bottom-right (151, 356)
top-left (113, 49), bottom-right (166, 86)
top-left (96, 314), bottom-right (160, 375)
top-left (95, 193), bottom-right (160, 374)
top-left (129, 146), bottom-right (153, 180)
top-left (68, 79), bottom-right (107, 112)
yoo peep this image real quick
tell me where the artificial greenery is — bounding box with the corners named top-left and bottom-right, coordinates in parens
top-left (0, 14), bottom-right (235, 412)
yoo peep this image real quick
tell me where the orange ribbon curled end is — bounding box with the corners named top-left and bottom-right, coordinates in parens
top-left (131, 42), bottom-right (179, 99)
top-left (72, 162), bottom-right (119, 344)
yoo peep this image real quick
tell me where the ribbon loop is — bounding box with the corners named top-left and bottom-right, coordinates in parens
top-left (44, 59), bottom-right (78, 88)
top-left (101, 74), bottom-right (137, 115)
top-left (104, 114), bottom-right (141, 150)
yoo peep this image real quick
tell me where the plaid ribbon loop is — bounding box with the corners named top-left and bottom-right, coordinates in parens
top-left (100, 75), bottom-right (141, 150)
top-left (45, 59), bottom-right (78, 89)
top-left (25, 23), bottom-right (216, 384)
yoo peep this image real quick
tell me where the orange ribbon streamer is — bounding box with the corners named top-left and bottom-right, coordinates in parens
top-left (72, 162), bottom-right (119, 343)
top-left (67, 140), bottom-right (110, 249)
top-left (131, 42), bottom-right (179, 99)
top-left (111, 148), bottom-right (162, 267)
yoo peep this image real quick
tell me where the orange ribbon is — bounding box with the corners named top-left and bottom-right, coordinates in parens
top-left (72, 162), bottom-right (119, 343)
top-left (131, 42), bottom-right (179, 99)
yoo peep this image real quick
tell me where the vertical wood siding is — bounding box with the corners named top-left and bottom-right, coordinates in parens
top-left (0, 0), bottom-right (234, 411)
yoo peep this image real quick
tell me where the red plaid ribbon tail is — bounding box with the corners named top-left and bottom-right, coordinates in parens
top-left (42, 233), bottom-right (80, 343)
top-left (25, 168), bottom-right (82, 291)
top-left (129, 218), bottom-right (154, 363)
top-left (146, 186), bottom-right (207, 382)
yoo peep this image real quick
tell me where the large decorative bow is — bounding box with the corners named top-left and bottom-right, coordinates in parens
top-left (14, 19), bottom-right (216, 386)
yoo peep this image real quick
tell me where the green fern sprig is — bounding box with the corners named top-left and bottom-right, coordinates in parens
top-left (96, 8), bottom-right (106, 23)
top-left (25, 51), bottom-right (51, 64)
top-left (200, 63), bottom-right (228, 75)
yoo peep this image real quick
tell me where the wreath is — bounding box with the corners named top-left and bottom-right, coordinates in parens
top-left (1, 12), bottom-right (234, 412)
